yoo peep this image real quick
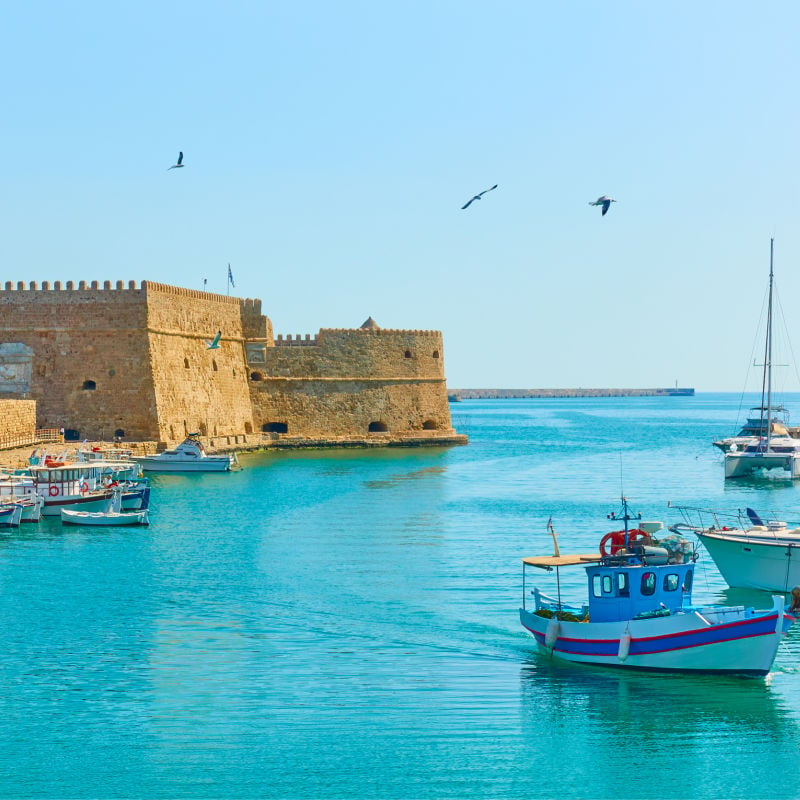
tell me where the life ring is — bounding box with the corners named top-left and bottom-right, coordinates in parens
top-left (48, 485), bottom-right (59, 497)
top-left (600, 528), bottom-right (651, 557)
top-left (79, 480), bottom-right (89, 495)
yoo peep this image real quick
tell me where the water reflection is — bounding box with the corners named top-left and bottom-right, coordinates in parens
top-left (519, 653), bottom-right (800, 798)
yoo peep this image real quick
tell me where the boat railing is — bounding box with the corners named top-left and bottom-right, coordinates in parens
top-left (669, 502), bottom-right (800, 533)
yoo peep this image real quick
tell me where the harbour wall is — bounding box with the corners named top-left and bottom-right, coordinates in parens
top-left (450, 388), bottom-right (695, 399)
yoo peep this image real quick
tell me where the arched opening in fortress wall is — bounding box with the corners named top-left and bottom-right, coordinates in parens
top-left (262, 422), bottom-right (288, 433)
top-left (368, 421), bottom-right (388, 432)
top-left (422, 420), bottom-right (438, 430)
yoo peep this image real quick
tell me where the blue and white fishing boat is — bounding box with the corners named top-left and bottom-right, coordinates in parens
top-left (519, 498), bottom-right (796, 676)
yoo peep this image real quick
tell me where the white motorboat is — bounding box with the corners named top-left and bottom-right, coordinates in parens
top-left (131, 435), bottom-right (235, 472)
top-left (724, 240), bottom-right (800, 479)
top-left (671, 504), bottom-right (800, 592)
top-left (60, 487), bottom-right (149, 526)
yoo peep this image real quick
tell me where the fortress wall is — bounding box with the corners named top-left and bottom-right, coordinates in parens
top-left (250, 379), bottom-right (454, 437)
top-left (0, 399), bottom-right (36, 440)
top-left (144, 283), bottom-right (254, 441)
top-left (250, 328), bottom-right (453, 437)
top-left (0, 282), bottom-right (159, 439)
top-left (261, 329), bottom-right (446, 379)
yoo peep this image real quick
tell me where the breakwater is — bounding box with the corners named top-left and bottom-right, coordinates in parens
top-left (449, 387), bottom-right (695, 400)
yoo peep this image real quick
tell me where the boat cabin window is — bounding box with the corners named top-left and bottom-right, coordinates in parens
top-left (663, 573), bottom-right (680, 592)
top-left (617, 572), bottom-right (629, 596)
top-left (592, 574), bottom-right (616, 597)
top-left (683, 571), bottom-right (693, 593)
top-left (641, 572), bottom-right (656, 596)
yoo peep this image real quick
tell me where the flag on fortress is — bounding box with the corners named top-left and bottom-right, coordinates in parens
top-left (228, 264), bottom-right (235, 288)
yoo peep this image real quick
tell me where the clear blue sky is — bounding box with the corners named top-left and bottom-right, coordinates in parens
top-left (3, 1), bottom-right (800, 391)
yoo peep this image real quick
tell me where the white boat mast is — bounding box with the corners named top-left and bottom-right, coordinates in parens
top-left (763, 238), bottom-right (774, 451)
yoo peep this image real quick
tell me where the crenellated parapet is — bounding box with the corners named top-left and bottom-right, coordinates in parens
top-left (3, 280), bottom-right (142, 291)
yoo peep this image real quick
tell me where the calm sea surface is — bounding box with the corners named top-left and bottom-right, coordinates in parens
top-left (4, 393), bottom-right (800, 799)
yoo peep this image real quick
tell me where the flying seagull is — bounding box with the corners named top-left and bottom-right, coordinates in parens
top-left (205, 330), bottom-right (221, 350)
top-left (168, 152), bottom-right (184, 170)
top-left (589, 195), bottom-right (616, 216)
top-left (461, 184), bottom-right (498, 210)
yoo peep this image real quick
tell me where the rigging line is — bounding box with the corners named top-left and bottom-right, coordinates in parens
top-left (774, 285), bottom-right (800, 390)
top-left (735, 282), bottom-right (770, 432)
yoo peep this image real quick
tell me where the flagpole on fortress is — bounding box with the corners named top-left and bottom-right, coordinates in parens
top-left (227, 263), bottom-right (234, 296)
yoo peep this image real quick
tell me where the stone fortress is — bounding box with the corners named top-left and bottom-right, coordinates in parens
top-left (0, 280), bottom-right (465, 449)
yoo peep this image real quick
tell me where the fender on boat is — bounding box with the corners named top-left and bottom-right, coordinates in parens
top-left (618, 626), bottom-right (631, 661)
top-left (545, 619), bottom-right (560, 649)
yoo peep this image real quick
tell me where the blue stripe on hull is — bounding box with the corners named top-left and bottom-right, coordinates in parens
top-left (525, 614), bottom-right (780, 658)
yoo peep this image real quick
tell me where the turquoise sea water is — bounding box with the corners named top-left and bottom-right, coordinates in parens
top-left (4, 394), bottom-right (800, 799)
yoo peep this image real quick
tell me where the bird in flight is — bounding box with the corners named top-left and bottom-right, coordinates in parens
top-left (589, 195), bottom-right (616, 216)
top-left (461, 184), bottom-right (498, 210)
top-left (168, 152), bottom-right (184, 170)
top-left (205, 331), bottom-right (221, 350)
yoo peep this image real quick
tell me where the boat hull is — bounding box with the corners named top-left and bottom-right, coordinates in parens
top-left (519, 602), bottom-right (791, 675)
top-left (724, 451), bottom-right (800, 478)
top-left (0, 504), bottom-right (23, 527)
top-left (132, 457), bottom-right (232, 473)
top-left (60, 509), bottom-right (149, 526)
top-left (697, 531), bottom-right (800, 592)
top-left (41, 491), bottom-right (113, 517)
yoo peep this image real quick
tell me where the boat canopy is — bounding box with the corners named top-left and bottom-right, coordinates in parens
top-left (522, 554), bottom-right (601, 569)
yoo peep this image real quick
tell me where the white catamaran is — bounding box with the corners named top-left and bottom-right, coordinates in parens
top-left (724, 239), bottom-right (800, 479)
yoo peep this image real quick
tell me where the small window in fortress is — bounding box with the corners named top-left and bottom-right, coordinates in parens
top-left (114, 429), bottom-right (125, 438)
top-left (245, 422), bottom-right (253, 434)
top-left (368, 421), bottom-right (388, 432)
top-left (184, 358), bottom-right (190, 369)
top-left (432, 350), bottom-right (440, 359)
top-left (82, 380), bottom-right (96, 391)
top-left (64, 429), bottom-right (80, 441)
top-left (422, 420), bottom-right (438, 430)
top-left (404, 350), bottom-right (412, 359)
top-left (212, 360), bottom-right (218, 372)
top-left (250, 372), bottom-right (264, 382)
top-left (262, 422), bottom-right (288, 433)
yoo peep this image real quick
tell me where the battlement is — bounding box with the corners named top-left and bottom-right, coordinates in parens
top-left (3, 280), bottom-right (143, 291)
top-left (319, 327), bottom-right (441, 336)
top-left (275, 334), bottom-right (319, 347)
top-left (0, 280), bottom-right (262, 311)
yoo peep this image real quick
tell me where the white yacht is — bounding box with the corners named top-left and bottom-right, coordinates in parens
top-left (132, 435), bottom-right (235, 472)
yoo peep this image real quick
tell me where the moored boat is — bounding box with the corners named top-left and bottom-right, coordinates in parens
top-left (131, 434), bottom-right (235, 472)
top-left (60, 486), bottom-right (149, 526)
top-left (27, 462), bottom-right (113, 517)
top-left (671, 504), bottom-right (800, 592)
top-left (724, 240), bottom-right (800, 479)
top-left (519, 498), bottom-right (795, 676)
top-left (0, 502), bottom-right (23, 528)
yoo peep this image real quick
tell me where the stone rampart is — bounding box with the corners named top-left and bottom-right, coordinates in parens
top-left (249, 328), bottom-right (454, 437)
top-left (0, 399), bottom-right (36, 441)
top-left (0, 281), bottom-right (462, 447)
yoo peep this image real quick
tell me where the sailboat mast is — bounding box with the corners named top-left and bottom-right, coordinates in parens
top-left (765, 238), bottom-right (775, 449)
